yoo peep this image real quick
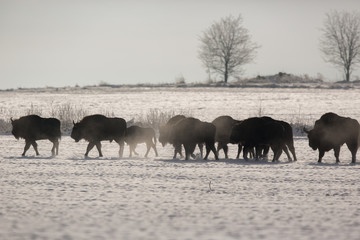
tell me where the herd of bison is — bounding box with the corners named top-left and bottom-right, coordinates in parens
top-left (9, 112), bottom-right (360, 164)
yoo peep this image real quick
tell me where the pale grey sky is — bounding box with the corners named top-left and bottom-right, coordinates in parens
top-left (1, 0), bottom-right (359, 89)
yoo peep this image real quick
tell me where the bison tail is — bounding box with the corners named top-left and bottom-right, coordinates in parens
top-left (358, 129), bottom-right (360, 149)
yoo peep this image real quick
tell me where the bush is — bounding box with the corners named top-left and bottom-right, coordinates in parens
top-left (132, 108), bottom-right (192, 131)
top-left (175, 74), bottom-right (186, 85)
top-left (50, 103), bottom-right (89, 134)
top-left (0, 119), bottom-right (12, 134)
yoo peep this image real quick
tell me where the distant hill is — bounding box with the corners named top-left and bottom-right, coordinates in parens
top-left (237, 72), bottom-right (323, 84)
top-left (2, 72), bottom-right (360, 92)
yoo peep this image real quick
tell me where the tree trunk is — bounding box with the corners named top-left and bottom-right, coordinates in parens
top-left (224, 62), bottom-right (228, 83)
top-left (345, 67), bottom-right (350, 82)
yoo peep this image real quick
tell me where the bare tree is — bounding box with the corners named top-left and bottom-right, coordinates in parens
top-left (320, 10), bottom-right (360, 82)
top-left (198, 15), bottom-right (259, 83)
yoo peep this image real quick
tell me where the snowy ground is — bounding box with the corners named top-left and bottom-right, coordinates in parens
top-left (1, 87), bottom-right (360, 240)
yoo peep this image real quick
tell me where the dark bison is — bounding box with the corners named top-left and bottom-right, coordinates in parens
top-left (11, 115), bottom-right (61, 156)
top-left (230, 117), bottom-right (287, 161)
top-left (211, 115), bottom-right (242, 159)
top-left (304, 112), bottom-right (360, 163)
top-left (261, 117), bottom-right (297, 161)
top-left (159, 115), bottom-right (203, 159)
top-left (125, 126), bottom-right (158, 158)
top-left (159, 115), bottom-right (186, 148)
top-left (168, 117), bottom-right (218, 160)
top-left (71, 114), bottom-right (126, 157)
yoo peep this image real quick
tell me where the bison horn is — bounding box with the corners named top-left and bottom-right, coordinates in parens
top-left (73, 120), bottom-right (76, 125)
top-left (10, 117), bottom-right (13, 123)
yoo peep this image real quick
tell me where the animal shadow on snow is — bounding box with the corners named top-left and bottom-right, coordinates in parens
top-left (155, 157), bottom-right (293, 165)
top-left (67, 155), bottom-right (155, 161)
top-left (67, 156), bottom-right (122, 161)
top-left (5, 155), bottom-right (57, 160)
top-left (308, 161), bottom-right (357, 167)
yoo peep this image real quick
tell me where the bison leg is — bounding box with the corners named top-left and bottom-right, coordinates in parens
top-left (85, 142), bottom-right (95, 157)
top-left (242, 145), bottom-right (251, 160)
top-left (249, 147), bottom-right (256, 159)
top-left (204, 144), bottom-right (210, 160)
top-left (212, 143), bottom-right (219, 160)
top-left (184, 143), bottom-right (196, 160)
top-left (216, 142), bottom-right (223, 157)
top-left (282, 146), bottom-right (292, 161)
top-left (272, 146), bottom-right (282, 162)
top-left (118, 140), bottom-right (125, 158)
top-left (152, 142), bottom-right (158, 157)
top-left (217, 142), bottom-right (228, 159)
top-left (198, 143), bottom-right (204, 158)
top-left (191, 143), bottom-right (203, 159)
top-left (173, 144), bottom-right (182, 159)
top-left (22, 140), bottom-right (32, 156)
top-left (129, 144), bottom-right (133, 157)
top-left (133, 145), bottom-right (139, 155)
top-left (318, 150), bottom-right (325, 163)
top-left (51, 143), bottom-right (56, 156)
top-left (31, 141), bottom-right (40, 156)
top-left (95, 142), bottom-right (103, 157)
top-left (255, 146), bottom-right (262, 160)
top-left (346, 142), bottom-right (357, 164)
top-left (145, 143), bottom-right (151, 158)
top-left (351, 152), bottom-right (357, 164)
top-left (204, 143), bottom-right (218, 160)
top-left (287, 143), bottom-right (297, 161)
top-left (51, 139), bottom-right (59, 156)
top-left (236, 144), bottom-right (242, 159)
top-left (223, 144), bottom-right (229, 159)
top-left (55, 140), bottom-right (59, 155)
top-left (350, 149), bottom-right (357, 164)
top-left (261, 146), bottom-right (270, 160)
top-left (333, 146), bottom-right (340, 163)
top-left (129, 144), bottom-right (139, 157)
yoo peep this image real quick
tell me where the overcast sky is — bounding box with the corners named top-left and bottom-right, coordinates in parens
top-left (1, 0), bottom-right (359, 89)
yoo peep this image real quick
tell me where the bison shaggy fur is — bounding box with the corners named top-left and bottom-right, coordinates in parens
top-left (11, 114), bottom-right (61, 156)
top-left (159, 115), bottom-right (203, 159)
top-left (211, 115), bottom-right (242, 159)
top-left (168, 117), bottom-right (218, 160)
top-left (305, 112), bottom-right (360, 163)
top-left (125, 125), bottom-right (158, 158)
top-left (230, 117), bottom-right (287, 161)
top-left (71, 114), bottom-right (126, 158)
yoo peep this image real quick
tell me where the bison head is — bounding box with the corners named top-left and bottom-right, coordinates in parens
top-left (304, 127), bottom-right (320, 150)
top-left (10, 118), bottom-right (20, 140)
top-left (71, 121), bottom-right (83, 142)
top-left (158, 126), bottom-right (168, 147)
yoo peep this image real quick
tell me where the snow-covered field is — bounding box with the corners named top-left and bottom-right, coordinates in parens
top-left (1, 87), bottom-right (360, 240)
